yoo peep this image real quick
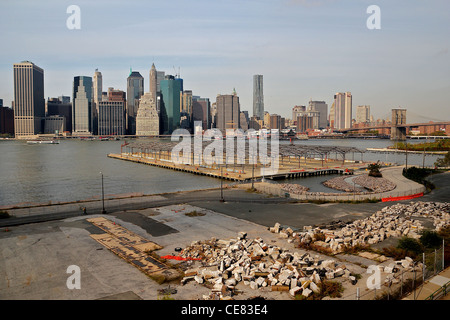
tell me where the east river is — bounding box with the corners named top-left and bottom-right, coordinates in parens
top-left (0, 138), bottom-right (443, 206)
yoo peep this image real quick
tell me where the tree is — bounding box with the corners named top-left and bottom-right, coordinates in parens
top-left (367, 161), bottom-right (382, 177)
top-left (435, 151), bottom-right (450, 167)
top-left (420, 230), bottom-right (443, 249)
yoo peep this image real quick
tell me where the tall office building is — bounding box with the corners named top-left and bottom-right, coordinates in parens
top-left (13, 61), bottom-right (45, 138)
top-left (72, 76), bottom-right (93, 134)
top-left (46, 97), bottom-right (72, 133)
top-left (136, 92), bottom-right (159, 136)
top-left (160, 75), bottom-right (183, 134)
top-left (253, 75), bottom-right (264, 119)
top-left (292, 105), bottom-right (306, 122)
top-left (126, 71), bottom-right (144, 134)
top-left (216, 92), bottom-right (240, 132)
top-left (192, 96), bottom-right (210, 131)
top-left (308, 100), bottom-right (328, 129)
top-left (149, 63), bottom-right (157, 99)
top-left (93, 69), bottom-right (102, 112)
top-left (98, 101), bottom-right (125, 136)
top-left (334, 92), bottom-right (352, 130)
top-left (356, 105), bottom-right (371, 123)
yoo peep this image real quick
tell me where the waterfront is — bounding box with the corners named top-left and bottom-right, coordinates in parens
top-left (0, 138), bottom-right (443, 207)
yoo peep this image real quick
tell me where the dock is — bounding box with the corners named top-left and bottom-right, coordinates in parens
top-left (108, 152), bottom-right (363, 182)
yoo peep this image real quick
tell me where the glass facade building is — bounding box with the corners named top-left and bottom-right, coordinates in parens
top-left (160, 76), bottom-right (183, 134)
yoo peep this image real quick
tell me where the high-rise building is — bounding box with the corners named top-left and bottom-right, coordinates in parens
top-left (356, 105), bottom-right (371, 123)
top-left (216, 92), bottom-right (240, 132)
top-left (334, 92), bottom-right (352, 129)
top-left (0, 105), bottom-right (14, 135)
top-left (329, 102), bottom-right (335, 128)
top-left (13, 61), bottom-right (45, 138)
top-left (192, 96), bottom-right (210, 131)
top-left (253, 75), bottom-right (264, 119)
top-left (308, 100), bottom-right (328, 128)
top-left (72, 76), bottom-right (93, 134)
top-left (292, 106), bottom-right (306, 122)
top-left (126, 71), bottom-right (144, 134)
top-left (46, 97), bottom-right (72, 133)
top-left (180, 90), bottom-right (193, 115)
top-left (136, 92), bottom-right (159, 136)
top-left (160, 75), bottom-right (183, 134)
top-left (93, 69), bottom-right (102, 112)
top-left (98, 101), bottom-right (125, 136)
top-left (149, 63), bottom-right (157, 99)
top-left (269, 114), bottom-right (281, 130)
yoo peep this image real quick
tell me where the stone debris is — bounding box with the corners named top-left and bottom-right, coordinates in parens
top-left (279, 183), bottom-right (310, 195)
top-left (270, 201), bottom-right (449, 254)
top-left (179, 233), bottom-right (352, 300)
top-left (322, 174), bottom-right (396, 194)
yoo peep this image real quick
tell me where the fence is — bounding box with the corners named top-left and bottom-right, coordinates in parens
top-left (337, 243), bottom-right (446, 300)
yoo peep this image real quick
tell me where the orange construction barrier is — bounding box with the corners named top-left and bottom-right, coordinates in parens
top-left (382, 193), bottom-right (424, 202)
top-left (160, 255), bottom-right (201, 261)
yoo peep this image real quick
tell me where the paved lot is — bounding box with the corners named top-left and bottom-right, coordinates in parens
top-left (0, 171), bottom-right (448, 300)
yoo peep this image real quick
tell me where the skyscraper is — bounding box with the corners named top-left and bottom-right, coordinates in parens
top-left (126, 70), bottom-right (144, 134)
top-left (308, 100), bottom-right (328, 129)
top-left (334, 92), bottom-right (352, 129)
top-left (253, 75), bottom-right (264, 119)
top-left (149, 63), bottom-right (157, 99)
top-left (160, 75), bottom-right (183, 134)
top-left (98, 101), bottom-right (125, 136)
top-left (13, 61), bottom-right (45, 138)
top-left (192, 96), bottom-right (211, 131)
top-left (93, 69), bottom-right (102, 112)
top-left (136, 92), bottom-right (159, 136)
top-left (72, 76), bottom-right (93, 134)
top-left (356, 105), bottom-right (371, 123)
top-left (216, 92), bottom-right (240, 132)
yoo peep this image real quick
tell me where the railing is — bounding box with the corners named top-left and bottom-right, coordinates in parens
top-left (425, 280), bottom-right (450, 300)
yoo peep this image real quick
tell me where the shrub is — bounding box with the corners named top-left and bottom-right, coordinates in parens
top-left (397, 237), bottom-right (423, 256)
top-left (420, 230), bottom-right (443, 249)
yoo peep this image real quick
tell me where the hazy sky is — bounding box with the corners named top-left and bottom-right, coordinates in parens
top-left (1, 0), bottom-right (449, 122)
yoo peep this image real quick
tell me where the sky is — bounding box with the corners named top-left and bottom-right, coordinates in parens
top-left (0, 0), bottom-right (449, 122)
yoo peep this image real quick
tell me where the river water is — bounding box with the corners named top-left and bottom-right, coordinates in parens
top-left (0, 138), bottom-right (443, 206)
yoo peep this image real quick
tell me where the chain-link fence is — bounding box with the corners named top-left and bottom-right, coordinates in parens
top-left (336, 243), bottom-right (446, 300)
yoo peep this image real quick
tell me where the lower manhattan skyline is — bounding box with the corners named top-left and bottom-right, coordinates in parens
top-left (0, 0), bottom-right (449, 122)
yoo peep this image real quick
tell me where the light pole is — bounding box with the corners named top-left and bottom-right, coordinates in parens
top-left (220, 166), bottom-right (225, 202)
top-left (100, 171), bottom-right (106, 214)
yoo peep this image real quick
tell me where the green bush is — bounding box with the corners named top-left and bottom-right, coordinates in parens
top-left (420, 230), bottom-right (443, 249)
top-left (397, 237), bottom-right (423, 256)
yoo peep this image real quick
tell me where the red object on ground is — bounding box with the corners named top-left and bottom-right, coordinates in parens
top-left (382, 193), bottom-right (424, 202)
top-left (160, 255), bottom-right (202, 261)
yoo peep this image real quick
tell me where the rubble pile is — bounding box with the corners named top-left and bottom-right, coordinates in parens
top-left (270, 202), bottom-right (449, 254)
top-left (382, 201), bottom-right (450, 232)
top-left (279, 183), bottom-right (310, 194)
top-left (322, 175), bottom-right (396, 194)
top-left (322, 176), bottom-right (361, 193)
top-left (179, 232), bottom-right (352, 299)
top-left (353, 175), bottom-right (396, 193)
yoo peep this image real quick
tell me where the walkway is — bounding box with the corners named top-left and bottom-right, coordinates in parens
top-left (403, 267), bottom-right (450, 300)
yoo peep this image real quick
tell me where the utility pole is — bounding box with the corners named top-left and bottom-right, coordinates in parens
top-left (220, 166), bottom-right (224, 202)
top-left (100, 172), bottom-right (106, 214)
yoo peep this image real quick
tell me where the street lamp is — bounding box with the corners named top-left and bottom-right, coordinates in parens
top-left (100, 171), bottom-right (106, 214)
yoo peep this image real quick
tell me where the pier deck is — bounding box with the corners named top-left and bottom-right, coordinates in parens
top-left (108, 152), bottom-right (367, 182)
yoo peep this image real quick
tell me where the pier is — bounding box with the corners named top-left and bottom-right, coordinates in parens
top-left (108, 141), bottom-right (367, 182)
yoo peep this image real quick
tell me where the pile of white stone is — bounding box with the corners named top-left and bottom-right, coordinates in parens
top-left (270, 201), bottom-right (449, 254)
top-left (353, 175), bottom-right (396, 193)
top-left (382, 201), bottom-right (450, 232)
top-left (322, 176), bottom-right (362, 193)
top-left (279, 183), bottom-right (310, 195)
top-left (179, 232), bottom-right (352, 299)
top-left (322, 175), bottom-right (396, 194)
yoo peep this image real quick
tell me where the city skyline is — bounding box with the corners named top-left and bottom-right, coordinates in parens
top-left (0, 1), bottom-right (449, 122)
